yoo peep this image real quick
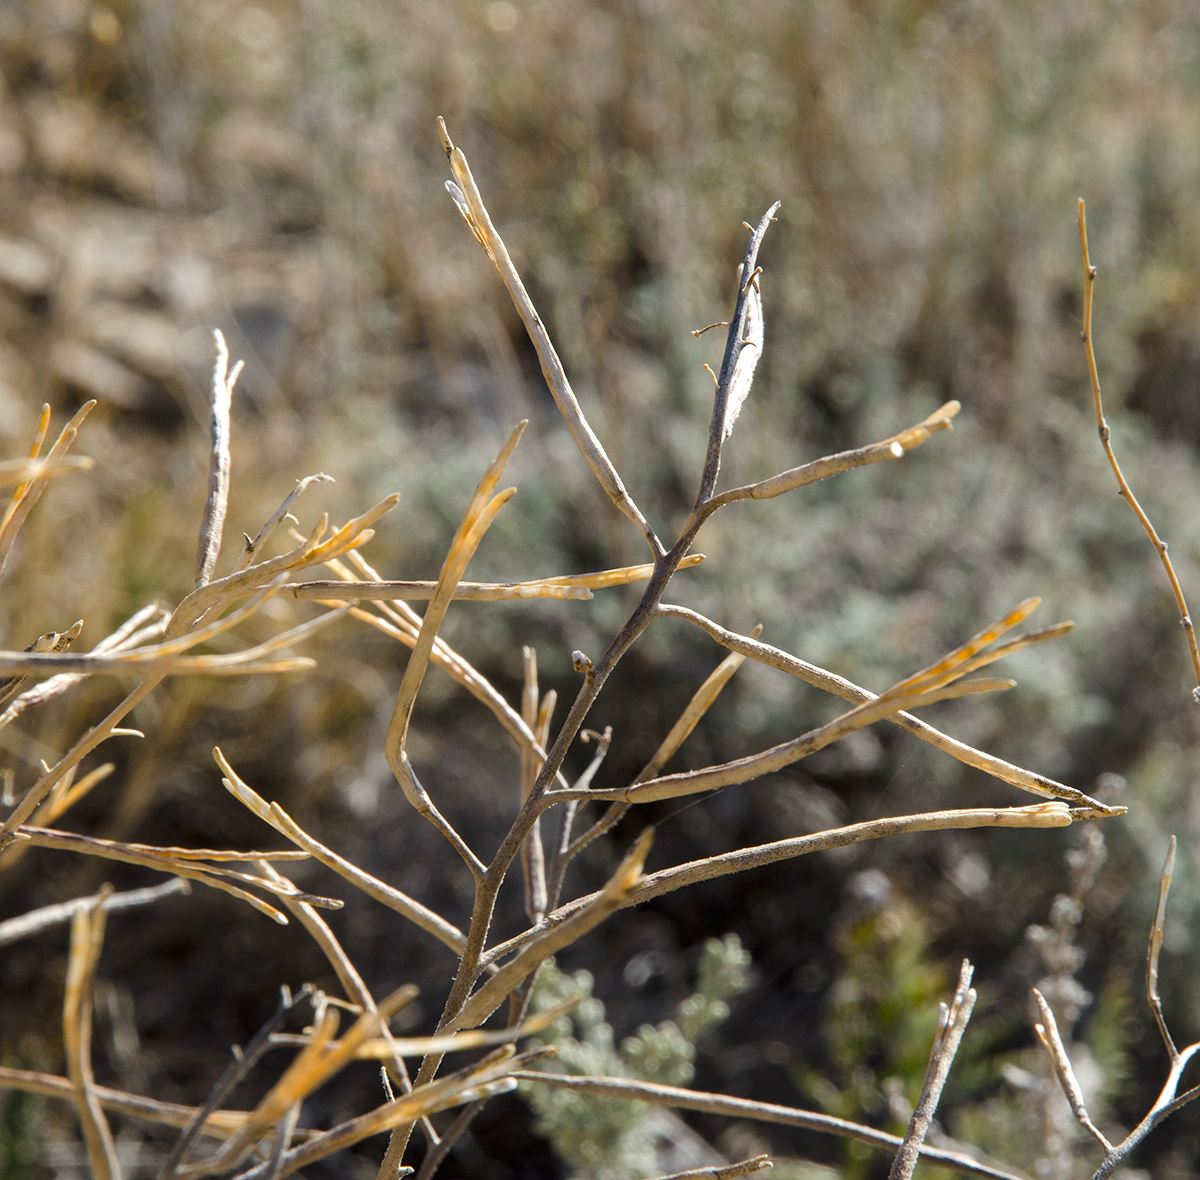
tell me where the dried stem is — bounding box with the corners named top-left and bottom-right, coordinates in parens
top-left (411, 1098), bottom-right (486, 1180)
top-left (0, 876), bottom-right (189, 945)
top-left (510, 1074), bottom-right (1025, 1180)
top-left (549, 600), bottom-right (1046, 806)
top-left (1029, 833), bottom-right (1200, 1179)
top-left (218, 753), bottom-right (471, 959)
top-left (519, 646), bottom-right (549, 923)
top-left (64, 890), bottom-right (121, 1180)
top-left (0, 400), bottom-right (95, 574)
top-left (0, 1064), bottom-right (280, 1138)
top-left (701, 400), bottom-right (959, 516)
top-left (1031, 988), bottom-right (1111, 1151)
top-left (439, 118), bottom-right (662, 557)
top-left (286, 554), bottom-right (703, 603)
top-left (235, 1048), bottom-right (548, 1180)
top-left (384, 422), bottom-right (523, 877)
top-left (695, 204), bottom-right (781, 504)
top-left (1146, 835), bottom-right (1177, 1059)
top-left (653, 1156), bottom-right (773, 1180)
top-left (194, 330), bottom-right (243, 587)
top-left (889, 960), bottom-right (977, 1180)
top-left (485, 804), bottom-right (1073, 970)
top-left (160, 985), bottom-right (314, 1179)
top-left (656, 604), bottom-right (1117, 814)
top-left (1078, 199), bottom-right (1200, 701)
top-left (237, 473), bottom-right (334, 573)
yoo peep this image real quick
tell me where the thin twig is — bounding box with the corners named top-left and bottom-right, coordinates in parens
top-left (518, 804), bottom-right (1072, 943)
top-left (695, 205), bottom-right (781, 505)
top-left (656, 604), bottom-right (1118, 814)
top-left (651, 1155), bottom-right (772, 1180)
top-left (218, 753), bottom-right (471, 959)
top-left (236, 1048), bottom-right (549, 1180)
top-left (64, 889), bottom-right (121, 1180)
top-left (0, 1064), bottom-right (287, 1138)
top-left (550, 635), bottom-right (757, 896)
top-left (0, 877), bottom-right (190, 945)
top-left (236, 474), bottom-right (334, 573)
top-left (510, 1074), bottom-right (1026, 1180)
top-left (519, 646), bottom-right (549, 924)
top-left (439, 118), bottom-right (662, 558)
top-left (383, 423), bottom-right (523, 880)
top-left (261, 1102), bottom-right (302, 1180)
top-left (445, 829), bottom-right (653, 1034)
top-left (411, 1098), bottom-right (487, 1180)
top-left (700, 400), bottom-right (959, 516)
top-left (549, 601), bottom-right (1046, 806)
top-left (0, 454), bottom-right (93, 485)
top-left (890, 960), bottom-right (977, 1180)
top-left (1078, 199), bottom-right (1200, 701)
top-left (160, 985), bottom-right (314, 1179)
top-left (336, 550), bottom-right (573, 793)
top-left (285, 554), bottom-right (703, 602)
top-left (0, 401), bottom-right (96, 575)
top-left (546, 725), bottom-right (612, 906)
top-left (1031, 988), bottom-right (1111, 1151)
top-left (1146, 835), bottom-right (1177, 1059)
top-left (195, 330), bottom-right (243, 587)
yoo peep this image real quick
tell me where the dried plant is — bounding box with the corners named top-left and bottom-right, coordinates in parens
top-left (1029, 837), bottom-right (1200, 1179)
top-left (0, 126), bottom-right (1165, 1180)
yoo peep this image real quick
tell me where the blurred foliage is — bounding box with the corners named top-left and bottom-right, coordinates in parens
top-left (793, 877), bottom-right (952, 1179)
top-left (523, 935), bottom-right (750, 1180)
top-left (0, 0), bottom-right (1197, 1174)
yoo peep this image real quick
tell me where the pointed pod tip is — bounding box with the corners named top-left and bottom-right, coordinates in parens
top-left (1011, 596), bottom-right (1041, 621)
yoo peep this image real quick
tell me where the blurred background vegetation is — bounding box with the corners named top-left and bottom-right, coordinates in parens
top-left (2, 0), bottom-right (1200, 1176)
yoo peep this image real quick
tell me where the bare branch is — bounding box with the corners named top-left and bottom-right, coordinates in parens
top-left (1031, 987), bottom-right (1111, 1151)
top-left (0, 454), bottom-right (93, 486)
top-left (0, 876), bottom-right (189, 945)
top-left (15, 826), bottom-right (323, 924)
top-left (510, 1074), bottom-right (1027, 1180)
top-left (194, 330), bottom-right (243, 587)
top-left (233, 1048), bottom-right (549, 1180)
top-left (703, 401), bottom-right (959, 515)
top-left (286, 555), bottom-right (705, 604)
top-left (64, 890), bottom-right (121, 1180)
top-left (446, 829), bottom-right (654, 1034)
top-left (335, 550), bottom-right (573, 793)
top-left (653, 1155), bottom-right (773, 1180)
top-left (237, 473), bottom-right (334, 573)
top-left (519, 646), bottom-right (549, 924)
top-left (0, 1063), bottom-right (283, 1140)
top-left (657, 604), bottom-right (1118, 814)
top-left (484, 804), bottom-right (1073, 970)
top-left (1079, 199), bottom-right (1200, 701)
top-left (551, 604), bottom-right (1048, 807)
top-left (438, 117), bottom-right (663, 557)
top-left (890, 960), bottom-right (977, 1180)
top-left (160, 985), bottom-right (315, 1178)
top-left (696, 205), bottom-right (781, 504)
top-left (0, 400), bottom-right (96, 575)
top-left (218, 752), bottom-right (471, 959)
top-left (411, 1098), bottom-right (486, 1180)
top-left (1147, 836), bottom-right (1178, 1060)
